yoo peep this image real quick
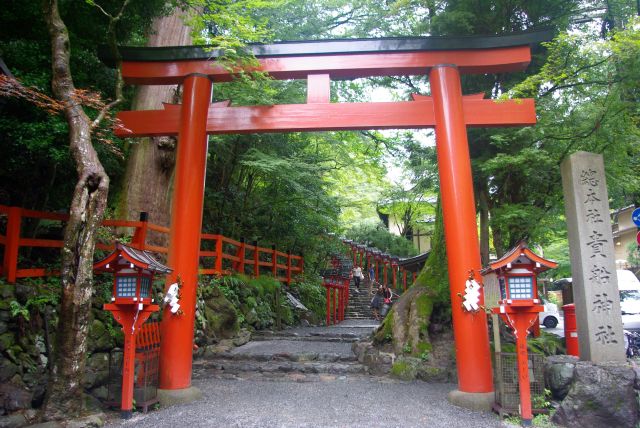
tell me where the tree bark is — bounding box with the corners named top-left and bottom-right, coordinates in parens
top-left (42, 0), bottom-right (110, 420)
top-left (116, 7), bottom-right (194, 245)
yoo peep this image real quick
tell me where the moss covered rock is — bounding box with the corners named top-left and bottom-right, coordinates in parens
top-left (374, 285), bottom-right (435, 356)
top-left (201, 287), bottom-right (239, 340)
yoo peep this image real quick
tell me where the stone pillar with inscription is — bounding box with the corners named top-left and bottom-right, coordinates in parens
top-left (561, 151), bottom-right (625, 362)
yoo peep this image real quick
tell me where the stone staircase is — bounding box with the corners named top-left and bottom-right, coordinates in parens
top-left (193, 321), bottom-right (379, 381)
top-left (344, 278), bottom-right (376, 320)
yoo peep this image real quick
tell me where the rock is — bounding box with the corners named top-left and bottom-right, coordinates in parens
top-left (390, 357), bottom-right (420, 381)
top-left (0, 384), bottom-right (32, 413)
top-left (0, 413), bottom-right (28, 428)
top-left (28, 422), bottom-right (63, 428)
top-left (202, 293), bottom-right (239, 340)
top-left (83, 393), bottom-right (104, 413)
top-left (0, 284), bottom-right (15, 299)
top-left (89, 386), bottom-right (108, 401)
top-left (13, 284), bottom-right (35, 304)
top-left (65, 413), bottom-right (105, 428)
top-left (21, 371), bottom-right (47, 407)
top-left (351, 341), bottom-right (371, 363)
top-left (34, 336), bottom-right (46, 354)
top-left (4, 346), bottom-right (22, 364)
top-left (552, 361), bottom-right (638, 428)
top-left (544, 354), bottom-right (578, 400)
top-left (361, 348), bottom-right (393, 375)
top-left (232, 329), bottom-right (251, 347)
top-left (0, 359), bottom-right (18, 383)
top-left (245, 308), bottom-right (258, 327)
top-left (88, 319), bottom-right (112, 352)
top-left (0, 322), bottom-right (8, 335)
top-left (0, 333), bottom-right (15, 353)
top-left (83, 353), bottom-right (110, 390)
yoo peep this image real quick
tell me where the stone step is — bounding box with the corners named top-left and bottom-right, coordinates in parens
top-left (251, 334), bottom-right (360, 343)
top-left (194, 358), bottom-right (368, 376)
top-left (208, 339), bottom-right (359, 362)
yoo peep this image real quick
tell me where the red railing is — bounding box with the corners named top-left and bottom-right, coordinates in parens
top-left (342, 239), bottom-right (418, 292)
top-left (321, 255), bottom-right (351, 325)
top-left (0, 205), bottom-right (303, 284)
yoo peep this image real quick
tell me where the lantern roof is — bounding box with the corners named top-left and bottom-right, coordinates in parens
top-left (397, 251), bottom-right (430, 273)
top-left (93, 242), bottom-right (172, 274)
top-left (482, 241), bottom-right (557, 275)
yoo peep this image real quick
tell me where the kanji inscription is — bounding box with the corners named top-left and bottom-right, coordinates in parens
top-left (561, 151), bottom-right (625, 362)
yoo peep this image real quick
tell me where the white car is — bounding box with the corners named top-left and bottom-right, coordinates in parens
top-left (619, 270), bottom-right (640, 332)
top-left (539, 300), bottom-right (560, 328)
top-left (552, 270), bottom-right (640, 331)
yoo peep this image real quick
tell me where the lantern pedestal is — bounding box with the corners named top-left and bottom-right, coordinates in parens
top-left (105, 303), bottom-right (159, 418)
top-left (493, 303), bottom-right (542, 426)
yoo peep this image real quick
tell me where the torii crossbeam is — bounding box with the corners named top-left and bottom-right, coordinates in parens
top-left (102, 29), bottom-right (551, 408)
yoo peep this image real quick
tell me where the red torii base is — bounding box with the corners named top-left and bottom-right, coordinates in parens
top-left (103, 31), bottom-right (549, 409)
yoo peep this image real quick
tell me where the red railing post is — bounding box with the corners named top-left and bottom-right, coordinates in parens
top-left (299, 251), bottom-right (304, 275)
top-left (338, 285), bottom-right (345, 321)
top-left (326, 285), bottom-right (331, 325)
top-left (271, 244), bottom-right (277, 277)
top-left (236, 237), bottom-right (246, 275)
top-left (383, 260), bottom-right (388, 286)
top-left (286, 250), bottom-right (292, 285)
top-left (392, 264), bottom-right (397, 290)
top-left (253, 240), bottom-right (260, 277)
top-left (131, 211), bottom-right (149, 250)
top-left (3, 206), bottom-right (22, 283)
top-left (333, 284), bottom-right (338, 324)
top-left (402, 269), bottom-right (407, 291)
top-left (214, 231), bottom-right (223, 274)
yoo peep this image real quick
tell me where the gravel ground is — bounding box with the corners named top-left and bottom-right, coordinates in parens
top-left (105, 377), bottom-right (505, 428)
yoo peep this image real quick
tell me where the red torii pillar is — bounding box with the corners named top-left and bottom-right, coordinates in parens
top-left (160, 73), bottom-right (212, 391)
top-left (430, 65), bottom-right (492, 399)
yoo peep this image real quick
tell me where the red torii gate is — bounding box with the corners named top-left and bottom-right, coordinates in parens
top-left (102, 30), bottom-right (550, 407)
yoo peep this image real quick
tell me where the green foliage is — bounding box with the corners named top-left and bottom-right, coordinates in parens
top-left (416, 198), bottom-right (450, 308)
top-left (8, 277), bottom-right (61, 321)
top-left (346, 222), bottom-right (418, 258)
top-left (532, 389), bottom-right (553, 410)
top-left (203, 273), bottom-right (323, 330)
top-left (527, 332), bottom-right (565, 356)
top-left (9, 301), bottom-right (30, 321)
top-left (627, 241), bottom-right (640, 268)
top-left (291, 275), bottom-right (326, 322)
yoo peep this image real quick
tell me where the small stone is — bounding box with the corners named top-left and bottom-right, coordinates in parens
top-left (545, 355), bottom-right (578, 400)
top-left (0, 383), bottom-right (32, 413)
top-left (319, 375), bottom-right (336, 382)
top-left (0, 413), bottom-right (27, 428)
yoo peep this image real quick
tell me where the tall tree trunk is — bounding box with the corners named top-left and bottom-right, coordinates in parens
top-left (116, 7), bottom-right (194, 245)
top-left (42, 0), bottom-right (110, 419)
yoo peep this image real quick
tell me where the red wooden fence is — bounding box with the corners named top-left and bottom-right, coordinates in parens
top-left (0, 205), bottom-right (303, 284)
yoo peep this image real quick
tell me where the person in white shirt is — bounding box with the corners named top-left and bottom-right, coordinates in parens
top-left (352, 266), bottom-right (363, 292)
